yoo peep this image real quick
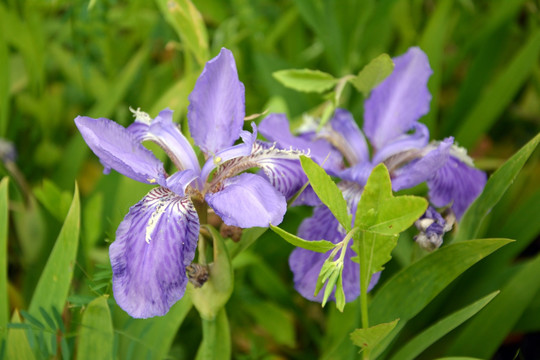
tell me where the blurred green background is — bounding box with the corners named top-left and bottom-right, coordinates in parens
top-left (1, 0), bottom-right (539, 359)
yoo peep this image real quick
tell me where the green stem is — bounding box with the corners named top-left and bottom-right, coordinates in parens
top-left (199, 308), bottom-right (231, 360)
top-left (359, 231), bottom-right (370, 360)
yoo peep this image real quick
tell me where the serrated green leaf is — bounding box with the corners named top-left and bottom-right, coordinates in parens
top-left (390, 291), bottom-right (498, 360)
top-left (350, 319), bottom-right (399, 353)
top-left (270, 225), bottom-right (336, 253)
top-left (273, 69), bottom-right (338, 93)
top-left (370, 239), bottom-right (511, 325)
top-left (77, 296), bottom-right (113, 360)
top-left (446, 254), bottom-right (540, 359)
top-left (29, 184), bottom-right (80, 320)
top-left (300, 156), bottom-right (351, 231)
top-left (6, 311), bottom-right (36, 360)
top-left (455, 31), bottom-right (540, 148)
top-left (355, 164), bottom-right (427, 234)
top-left (155, 0), bottom-right (209, 65)
top-left (453, 132), bottom-right (540, 243)
top-left (349, 54), bottom-right (394, 96)
top-left (0, 178), bottom-right (8, 340)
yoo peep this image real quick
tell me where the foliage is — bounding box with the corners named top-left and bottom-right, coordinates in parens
top-left (0, 0), bottom-right (539, 359)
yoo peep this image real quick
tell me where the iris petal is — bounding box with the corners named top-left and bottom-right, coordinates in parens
top-left (205, 173), bottom-right (286, 227)
top-left (110, 187), bottom-right (199, 318)
top-left (75, 116), bottom-right (165, 185)
top-left (364, 47), bottom-right (433, 150)
top-left (188, 48), bottom-right (246, 155)
top-left (427, 155), bottom-right (487, 219)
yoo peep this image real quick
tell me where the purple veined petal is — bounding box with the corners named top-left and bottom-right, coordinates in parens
top-left (188, 48), bottom-right (245, 155)
top-left (391, 138), bottom-right (453, 192)
top-left (372, 122), bottom-right (430, 164)
top-left (146, 109), bottom-right (201, 175)
top-left (259, 113), bottom-right (344, 172)
top-left (364, 47), bottom-right (433, 150)
top-left (75, 116), bottom-right (166, 185)
top-left (205, 173), bottom-right (286, 228)
top-left (110, 187), bottom-right (199, 318)
top-left (427, 150), bottom-right (487, 219)
top-left (200, 122), bottom-right (258, 182)
top-left (319, 108), bottom-right (369, 166)
top-left (166, 169), bottom-right (199, 196)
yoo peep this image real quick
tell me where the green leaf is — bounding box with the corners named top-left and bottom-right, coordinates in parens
top-left (227, 227), bottom-right (267, 259)
top-left (33, 179), bottom-right (72, 222)
top-left (6, 311), bottom-right (36, 360)
top-left (243, 300), bottom-right (296, 347)
top-left (191, 226), bottom-right (233, 320)
top-left (351, 231), bottom-right (398, 276)
top-left (349, 54), bottom-right (394, 96)
top-left (369, 238), bottom-right (511, 358)
top-left (453, 132), bottom-right (540, 243)
top-left (350, 319), bottom-right (399, 353)
top-left (76, 296), bottom-right (113, 360)
top-left (155, 0), bottom-right (209, 65)
top-left (390, 291), bottom-right (499, 360)
top-left (0, 178), bottom-right (8, 340)
top-left (28, 184), bottom-right (80, 319)
top-left (300, 155), bottom-right (351, 231)
top-left (0, 30), bottom-right (9, 137)
top-left (270, 224), bottom-right (336, 253)
top-left (196, 308), bottom-right (230, 360)
top-left (273, 69), bottom-right (338, 93)
top-left (370, 239), bottom-right (511, 324)
top-left (355, 164), bottom-right (427, 234)
top-left (446, 254), bottom-right (540, 359)
top-left (455, 30), bottom-right (540, 148)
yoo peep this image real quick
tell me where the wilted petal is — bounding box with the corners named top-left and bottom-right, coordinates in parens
top-left (320, 109), bottom-right (369, 166)
top-left (427, 152), bottom-right (486, 219)
top-left (75, 116), bottom-right (165, 185)
top-left (188, 48), bottom-right (245, 155)
top-left (259, 113), bottom-right (343, 172)
top-left (110, 187), bottom-right (199, 318)
top-left (372, 122), bottom-right (430, 164)
top-left (205, 173), bottom-right (286, 227)
top-left (364, 47), bottom-right (433, 150)
top-left (391, 138), bottom-right (453, 191)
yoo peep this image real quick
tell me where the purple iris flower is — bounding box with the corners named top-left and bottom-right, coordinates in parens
top-left (259, 47), bottom-right (487, 303)
top-left (75, 48), bottom-right (304, 318)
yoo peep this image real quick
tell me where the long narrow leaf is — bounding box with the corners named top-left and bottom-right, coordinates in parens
top-left (453, 133), bottom-right (540, 243)
top-left (77, 296), bottom-right (113, 360)
top-left (0, 178), bottom-right (8, 339)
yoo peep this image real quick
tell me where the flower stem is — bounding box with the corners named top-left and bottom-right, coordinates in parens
top-left (359, 230), bottom-right (370, 360)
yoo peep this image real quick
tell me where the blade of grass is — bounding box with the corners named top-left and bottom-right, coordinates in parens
top-left (0, 178), bottom-right (8, 340)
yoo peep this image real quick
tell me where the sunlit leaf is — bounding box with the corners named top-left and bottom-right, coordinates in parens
top-left (270, 224), bottom-right (336, 253)
top-left (349, 54), bottom-right (394, 96)
top-left (350, 319), bottom-right (399, 353)
top-left (273, 69), bottom-right (338, 93)
top-left (77, 296), bottom-right (113, 360)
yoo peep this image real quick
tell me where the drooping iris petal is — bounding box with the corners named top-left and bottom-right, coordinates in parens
top-left (391, 138), bottom-right (453, 191)
top-left (290, 203), bottom-right (379, 303)
top-left (259, 113), bottom-right (343, 172)
top-left (187, 48), bottom-right (245, 155)
top-left (205, 173), bottom-right (286, 227)
top-left (427, 155), bottom-right (487, 219)
top-left (75, 116), bottom-right (166, 185)
top-left (364, 47), bottom-right (433, 150)
top-left (320, 109), bottom-right (369, 166)
top-left (110, 187), bottom-right (199, 318)
top-left (166, 169), bottom-right (199, 196)
top-left (372, 122), bottom-right (430, 164)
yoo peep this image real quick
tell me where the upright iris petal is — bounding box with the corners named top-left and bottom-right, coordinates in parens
top-left (364, 47), bottom-right (433, 150)
top-left (110, 188), bottom-right (199, 318)
top-left (188, 48), bottom-right (246, 155)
